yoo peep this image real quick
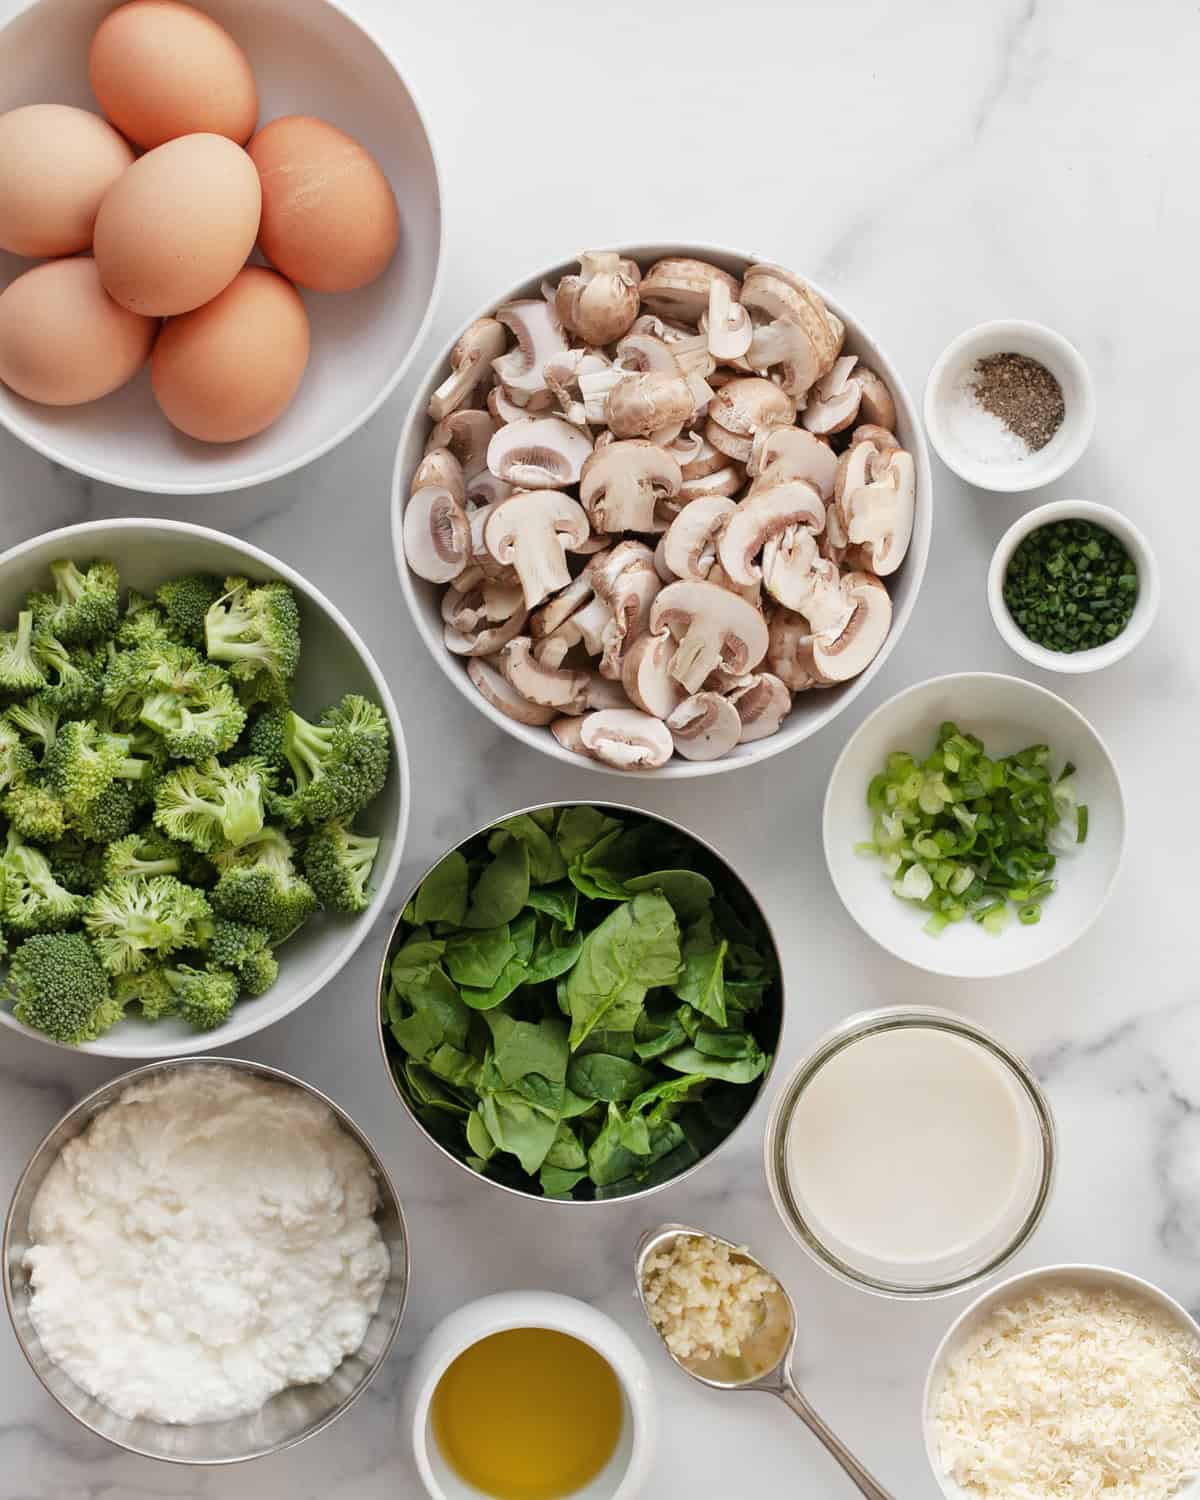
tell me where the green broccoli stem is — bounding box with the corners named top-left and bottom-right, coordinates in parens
top-left (222, 787), bottom-right (265, 847)
top-left (284, 712), bottom-right (333, 788)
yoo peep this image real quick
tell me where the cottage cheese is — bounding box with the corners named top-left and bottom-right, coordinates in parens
top-left (24, 1065), bottom-right (390, 1425)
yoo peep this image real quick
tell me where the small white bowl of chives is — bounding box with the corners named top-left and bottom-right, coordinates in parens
top-left (988, 500), bottom-right (1161, 674)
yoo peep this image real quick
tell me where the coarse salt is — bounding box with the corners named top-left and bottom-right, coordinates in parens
top-left (945, 370), bottom-right (1032, 464)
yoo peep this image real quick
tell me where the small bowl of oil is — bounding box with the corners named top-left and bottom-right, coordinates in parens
top-left (405, 1290), bottom-right (656, 1500)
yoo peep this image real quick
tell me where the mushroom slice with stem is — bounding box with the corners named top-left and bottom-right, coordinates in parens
top-left (596, 558), bottom-right (661, 678)
top-left (621, 631), bottom-right (685, 719)
top-left (649, 578), bottom-right (769, 693)
top-left (466, 471), bottom-right (515, 508)
top-left (740, 263), bottom-right (844, 400)
top-left (404, 485), bottom-right (471, 583)
top-left (579, 709), bottom-right (675, 770)
top-left (429, 318), bottom-right (508, 421)
top-left (705, 377), bottom-right (794, 462)
top-left (662, 495), bottom-right (736, 580)
top-left (768, 572), bottom-right (892, 689)
top-left (484, 490), bottom-right (591, 610)
top-left (667, 692), bottom-right (742, 761)
top-left (639, 258), bottom-right (741, 326)
top-left (766, 609), bottom-right (826, 693)
top-left (801, 357), bottom-right (898, 437)
top-left (488, 383), bottom-right (553, 425)
top-left (426, 409), bottom-right (496, 479)
top-left (529, 559), bottom-right (604, 640)
top-left (443, 599), bottom-right (527, 658)
top-left (498, 637), bottom-right (589, 710)
top-left (760, 526), bottom-right (824, 613)
top-left (703, 276), bottom-right (753, 361)
top-left (717, 480), bottom-right (825, 586)
top-left (487, 416), bottom-right (593, 489)
top-left (467, 657), bottom-right (558, 726)
top-left (580, 440), bottom-right (682, 534)
top-left (555, 251), bottom-right (642, 346)
top-left (725, 672), bottom-right (793, 742)
top-left (606, 371), bottom-right (695, 442)
top-left (492, 299), bottom-right (568, 399)
top-left (412, 446), bottom-right (466, 505)
top-left (835, 437), bottom-right (916, 577)
top-left (747, 425), bottom-right (837, 501)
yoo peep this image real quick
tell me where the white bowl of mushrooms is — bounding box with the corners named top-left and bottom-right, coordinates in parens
top-left (391, 244), bottom-right (932, 775)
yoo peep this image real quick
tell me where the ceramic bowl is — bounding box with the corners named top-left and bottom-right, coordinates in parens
top-left (391, 242), bottom-right (933, 779)
top-left (923, 1263), bottom-right (1200, 1499)
top-left (4, 1056), bottom-right (410, 1464)
top-left (822, 672), bottom-right (1125, 978)
top-left (0, 518), bottom-right (409, 1057)
top-left (0, 0), bottom-right (442, 493)
top-left (924, 319), bottom-right (1095, 493)
top-left (987, 499), bottom-right (1160, 674)
top-left (404, 1290), bottom-right (656, 1500)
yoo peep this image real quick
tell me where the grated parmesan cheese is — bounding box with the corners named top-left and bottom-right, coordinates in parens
top-left (933, 1283), bottom-right (1200, 1500)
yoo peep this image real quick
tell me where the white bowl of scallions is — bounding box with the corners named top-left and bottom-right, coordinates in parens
top-left (823, 673), bottom-right (1125, 979)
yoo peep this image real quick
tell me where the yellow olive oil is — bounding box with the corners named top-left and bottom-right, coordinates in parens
top-left (430, 1327), bottom-right (623, 1500)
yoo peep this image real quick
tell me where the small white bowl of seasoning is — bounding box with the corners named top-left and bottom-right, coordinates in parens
top-left (988, 499), bottom-right (1161, 674)
top-left (404, 1290), bottom-right (656, 1500)
top-left (924, 320), bottom-right (1095, 492)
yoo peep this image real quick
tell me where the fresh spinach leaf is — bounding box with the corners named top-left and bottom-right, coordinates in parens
top-left (556, 806), bottom-right (621, 861)
top-left (465, 838), bottom-right (530, 928)
top-left (525, 921), bottom-right (584, 984)
top-left (479, 1092), bottom-right (560, 1175)
top-left (525, 881), bottom-right (579, 930)
top-left (444, 925), bottom-right (516, 989)
top-left (414, 851), bottom-right (469, 925)
top-left (461, 910), bottom-right (536, 1010)
top-left (539, 1164), bottom-right (589, 1198)
top-left (564, 891), bottom-right (681, 1048)
top-left (491, 815), bottom-right (567, 884)
top-left (567, 1053), bottom-right (656, 1102)
top-left (625, 870), bottom-right (714, 922)
top-left (661, 1042), bottom-right (768, 1084)
top-left (673, 914), bottom-right (728, 1026)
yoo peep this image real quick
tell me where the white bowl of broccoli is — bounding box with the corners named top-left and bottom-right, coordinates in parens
top-left (0, 518), bottom-right (408, 1056)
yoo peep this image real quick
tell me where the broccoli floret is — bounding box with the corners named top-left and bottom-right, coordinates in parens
top-left (112, 965), bottom-right (177, 1021)
top-left (45, 834), bottom-right (105, 894)
top-left (100, 828), bottom-right (186, 883)
top-left (156, 574), bottom-right (224, 648)
top-left (114, 591), bottom-right (175, 649)
top-left (270, 695), bottom-right (391, 828)
top-left (6, 697), bottom-right (59, 760)
top-left (210, 826), bottom-right (318, 941)
top-left (0, 831), bottom-right (86, 934)
top-left (153, 756), bottom-right (272, 852)
top-left (235, 946), bottom-right (278, 996)
top-left (102, 638), bottom-right (206, 725)
top-left (139, 669), bottom-right (246, 761)
top-left (83, 875), bottom-right (212, 975)
top-left (31, 633), bottom-right (104, 717)
top-left (0, 716), bottom-right (35, 789)
top-left (0, 611), bottom-right (46, 695)
top-left (204, 577), bottom-right (301, 692)
top-left (206, 917), bottom-right (278, 995)
top-left (303, 819), bottom-right (380, 914)
top-left (28, 559), bottom-right (120, 645)
top-left (247, 704), bottom-right (288, 771)
top-left (5, 932), bottom-right (118, 1044)
top-left (45, 720), bottom-right (146, 814)
top-left (72, 780), bottom-right (139, 843)
top-left (163, 963), bottom-right (239, 1031)
top-left (3, 780), bottom-right (67, 843)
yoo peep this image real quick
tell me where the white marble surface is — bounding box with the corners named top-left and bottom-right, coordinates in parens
top-left (0, 0), bottom-right (1197, 1494)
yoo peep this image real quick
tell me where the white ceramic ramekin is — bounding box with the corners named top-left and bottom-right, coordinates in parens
top-left (404, 1291), bottom-right (656, 1500)
top-left (924, 319), bottom-right (1095, 492)
top-left (987, 499), bottom-right (1160, 674)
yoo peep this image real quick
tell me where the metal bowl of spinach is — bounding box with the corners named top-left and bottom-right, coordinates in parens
top-left (377, 803), bottom-right (783, 1203)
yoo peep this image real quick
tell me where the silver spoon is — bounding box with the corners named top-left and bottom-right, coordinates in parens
top-left (635, 1224), bottom-right (894, 1500)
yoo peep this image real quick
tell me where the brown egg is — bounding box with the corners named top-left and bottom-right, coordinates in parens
top-left (89, 0), bottom-right (257, 149)
top-left (93, 134), bottom-right (260, 317)
top-left (151, 267), bottom-right (309, 442)
top-left (248, 116), bottom-right (399, 293)
top-left (0, 258), bottom-right (156, 406)
top-left (0, 105), bottom-right (134, 258)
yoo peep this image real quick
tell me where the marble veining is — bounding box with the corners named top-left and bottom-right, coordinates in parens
top-left (0, 0), bottom-right (1197, 1494)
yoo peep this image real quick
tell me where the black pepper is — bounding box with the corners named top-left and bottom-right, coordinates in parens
top-left (972, 353), bottom-right (1065, 452)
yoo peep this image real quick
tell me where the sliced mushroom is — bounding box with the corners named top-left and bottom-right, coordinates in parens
top-left (579, 709), bottom-right (674, 770)
top-left (529, 561), bottom-right (603, 639)
top-left (544, 348), bottom-right (611, 429)
top-left (429, 318), bottom-right (508, 422)
top-left (606, 371), bottom-right (695, 441)
top-left (740, 263), bottom-right (844, 400)
top-left (679, 463), bottom-right (746, 503)
top-left (487, 416), bottom-right (593, 489)
top-left (597, 559), bottom-right (660, 677)
top-left (426, 409), bottom-right (496, 479)
top-left (404, 485), bottom-right (471, 583)
top-left (835, 441), bottom-right (915, 577)
top-left (767, 572), bottom-right (892, 688)
top-left (466, 471), bottom-right (516, 507)
top-left (412, 446), bottom-right (467, 505)
top-left (704, 276), bottom-right (753, 361)
top-left (640, 258), bottom-right (741, 326)
top-left (766, 609), bottom-right (826, 692)
top-left (667, 692), bottom-right (741, 761)
top-left (653, 536), bottom-right (675, 583)
top-left (717, 480), bottom-right (825, 586)
top-left (484, 490), bottom-right (591, 609)
top-left (467, 657), bottom-right (558, 726)
top-left (662, 495), bottom-right (736, 580)
top-left (498, 637), bottom-right (589, 709)
top-left (554, 251), bottom-right (641, 346)
top-left (705, 376), bottom-right (794, 461)
top-left (579, 440), bottom-right (682, 534)
top-left (442, 578), bottom-right (527, 656)
top-left (747, 425), bottom-right (837, 501)
top-left (584, 673), bottom-right (631, 711)
top-left (551, 715), bottom-right (595, 755)
top-left (492, 299), bottom-right (568, 399)
top-left (725, 673), bottom-right (793, 742)
top-left (488, 383), bottom-right (553, 425)
top-left (802, 357), bottom-right (897, 436)
top-left (621, 631), bottom-right (685, 718)
top-left (649, 579), bottom-right (769, 693)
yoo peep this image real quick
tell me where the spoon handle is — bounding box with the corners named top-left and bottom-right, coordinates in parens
top-left (773, 1383), bottom-right (895, 1499)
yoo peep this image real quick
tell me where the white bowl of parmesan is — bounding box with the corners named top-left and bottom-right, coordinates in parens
top-left (924, 1263), bottom-right (1200, 1500)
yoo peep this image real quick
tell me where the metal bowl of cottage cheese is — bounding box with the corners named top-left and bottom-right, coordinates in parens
top-left (2, 1056), bottom-right (410, 1464)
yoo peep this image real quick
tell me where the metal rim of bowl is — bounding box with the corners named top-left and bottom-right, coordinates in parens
top-left (820, 670), bottom-right (1127, 980)
top-left (762, 1005), bottom-right (1057, 1299)
top-left (389, 239), bottom-right (935, 780)
top-left (0, 516), bottom-right (411, 1058)
top-left (0, 0), bottom-right (446, 495)
top-left (375, 798), bottom-right (787, 1207)
top-left (2, 1054), bottom-right (411, 1465)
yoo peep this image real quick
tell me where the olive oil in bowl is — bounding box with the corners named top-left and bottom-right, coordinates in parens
top-left (430, 1327), bottom-right (624, 1500)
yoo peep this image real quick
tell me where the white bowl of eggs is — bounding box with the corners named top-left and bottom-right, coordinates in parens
top-left (0, 0), bottom-right (443, 494)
